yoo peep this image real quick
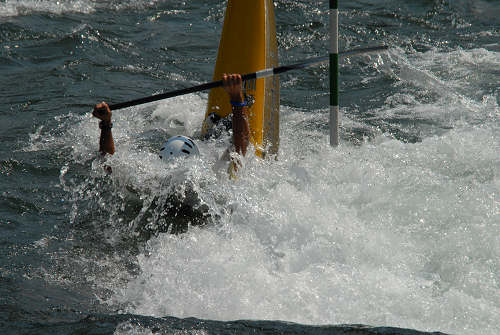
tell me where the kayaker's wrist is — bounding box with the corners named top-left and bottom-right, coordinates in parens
top-left (99, 120), bottom-right (113, 130)
top-left (229, 93), bottom-right (244, 103)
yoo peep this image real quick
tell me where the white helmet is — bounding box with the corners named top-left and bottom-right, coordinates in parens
top-left (159, 136), bottom-right (200, 161)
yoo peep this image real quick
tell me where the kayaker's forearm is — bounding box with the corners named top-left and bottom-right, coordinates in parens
top-left (93, 102), bottom-right (115, 156)
top-left (99, 122), bottom-right (115, 155)
top-left (232, 107), bottom-right (249, 156)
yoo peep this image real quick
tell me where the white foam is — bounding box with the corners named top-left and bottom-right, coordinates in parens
top-left (0, 0), bottom-right (95, 17)
top-left (29, 47), bottom-right (500, 335)
top-left (108, 118), bottom-right (500, 334)
top-left (111, 48), bottom-right (499, 335)
top-left (0, 0), bottom-right (172, 17)
top-left (114, 322), bottom-right (154, 335)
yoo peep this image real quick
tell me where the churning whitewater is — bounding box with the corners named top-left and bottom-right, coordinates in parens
top-left (51, 46), bottom-right (499, 334)
top-left (1, 1), bottom-right (499, 335)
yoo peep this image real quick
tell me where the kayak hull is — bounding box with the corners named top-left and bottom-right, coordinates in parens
top-left (203, 0), bottom-right (280, 157)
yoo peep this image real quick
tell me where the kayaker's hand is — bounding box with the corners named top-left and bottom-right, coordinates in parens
top-left (93, 102), bottom-right (112, 123)
top-left (222, 74), bottom-right (244, 103)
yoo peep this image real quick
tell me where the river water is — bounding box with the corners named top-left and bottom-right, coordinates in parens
top-left (1, 1), bottom-right (499, 334)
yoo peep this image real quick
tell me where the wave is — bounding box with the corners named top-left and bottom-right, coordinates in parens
top-left (25, 40), bottom-right (500, 335)
top-left (0, 0), bottom-right (179, 17)
top-left (0, 0), bottom-right (95, 17)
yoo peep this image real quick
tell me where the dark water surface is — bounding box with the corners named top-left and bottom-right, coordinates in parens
top-left (1, 1), bottom-right (499, 334)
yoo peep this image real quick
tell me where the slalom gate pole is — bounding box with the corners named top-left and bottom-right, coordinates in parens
top-left (330, 0), bottom-right (339, 146)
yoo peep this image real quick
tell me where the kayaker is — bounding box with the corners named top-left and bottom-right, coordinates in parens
top-left (92, 73), bottom-right (249, 161)
top-left (91, 74), bottom-right (250, 234)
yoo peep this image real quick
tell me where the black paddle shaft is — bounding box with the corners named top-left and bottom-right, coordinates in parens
top-left (107, 45), bottom-right (388, 111)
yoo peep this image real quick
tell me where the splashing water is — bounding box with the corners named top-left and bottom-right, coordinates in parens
top-left (36, 47), bottom-right (498, 335)
top-left (7, 1), bottom-right (500, 333)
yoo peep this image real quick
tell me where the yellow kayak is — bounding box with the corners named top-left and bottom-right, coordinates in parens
top-left (202, 0), bottom-right (280, 158)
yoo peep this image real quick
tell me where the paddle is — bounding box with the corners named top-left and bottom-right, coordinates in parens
top-left (107, 45), bottom-right (388, 111)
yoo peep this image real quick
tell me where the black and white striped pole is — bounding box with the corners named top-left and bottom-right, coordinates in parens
top-left (330, 0), bottom-right (339, 146)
